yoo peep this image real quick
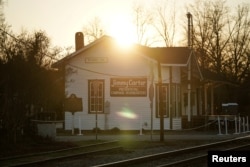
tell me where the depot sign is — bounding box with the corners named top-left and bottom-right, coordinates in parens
top-left (110, 78), bottom-right (147, 97)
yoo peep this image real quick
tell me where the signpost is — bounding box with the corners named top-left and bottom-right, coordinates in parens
top-left (64, 94), bottom-right (83, 135)
top-left (157, 60), bottom-right (164, 142)
top-left (93, 80), bottom-right (101, 140)
top-left (149, 83), bottom-right (154, 141)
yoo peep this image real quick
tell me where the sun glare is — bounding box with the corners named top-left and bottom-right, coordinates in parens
top-left (116, 107), bottom-right (137, 119)
top-left (108, 16), bottom-right (137, 48)
top-left (113, 34), bottom-right (135, 48)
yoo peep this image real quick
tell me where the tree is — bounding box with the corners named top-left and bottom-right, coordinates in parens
top-left (0, 0), bottom-right (9, 55)
top-left (188, 0), bottom-right (250, 83)
top-left (225, 5), bottom-right (250, 83)
top-left (0, 0), bottom-right (4, 24)
top-left (153, 0), bottom-right (176, 47)
top-left (132, 3), bottom-right (154, 46)
top-left (189, 0), bottom-right (228, 73)
top-left (82, 17), bottom-right (105, 44)
top-left (0, 30), bottom-right (64, 143)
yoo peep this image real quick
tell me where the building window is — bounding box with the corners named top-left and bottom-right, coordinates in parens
top-left (88, 80), bottom-right (104, 113)
top-left (171, 84), bottom-right (181, 117)
top-left (156, 84), bottom-right (169, 118)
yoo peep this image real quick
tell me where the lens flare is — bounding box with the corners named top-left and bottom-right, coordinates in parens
top-left (116, 107), bottom-right (137, 119)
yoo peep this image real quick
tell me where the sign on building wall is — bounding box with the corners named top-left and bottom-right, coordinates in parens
top-left (64, 94), bottom-right (83, 112)
top-left (110, 78), bottom-right (147, 97)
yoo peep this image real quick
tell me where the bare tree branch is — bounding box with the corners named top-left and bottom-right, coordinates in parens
top-left (82, 17), bottom-right (105, 44)
top-left (153, 0), bottom-right (176, 47)
top-left (132, 3), bottom-right (153, 46)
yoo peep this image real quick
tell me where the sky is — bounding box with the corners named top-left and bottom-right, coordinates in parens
top-left (3, 0), bottom-right (250, 49)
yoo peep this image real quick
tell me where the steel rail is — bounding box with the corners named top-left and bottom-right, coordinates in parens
top-left (0, 141), bottom-right (120, 167)
top-left (0, 140), bottom-right (118, 161)
top-left (93, 135), bottom-right (250, 167)
top-left (9, 146), bottom-right (123, 167)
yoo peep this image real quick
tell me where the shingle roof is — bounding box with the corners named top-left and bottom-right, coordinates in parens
top-left (52, 35), bottom-right (239, 86)
top-left (137, 46), bottom-right (192, 65)
top-left (53, 35), bottom-right (192, 68)
top-left (201, 69), bottom-right (238, 87)
top-left (52, 35), bottom-right (112, 68)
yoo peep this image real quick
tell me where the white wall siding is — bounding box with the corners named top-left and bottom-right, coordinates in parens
top-left (172, 66), bottom-right (181, 83)
top-left (172, 118), bottom-right (182, 130)
top-left (107, 97), bottom-right (150, 130)
top-left (65, 112), bottom-right (73, 130)
top-left (64, 42), bottom-right (182, 131)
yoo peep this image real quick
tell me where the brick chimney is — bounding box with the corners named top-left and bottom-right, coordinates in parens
top-left (186, 12), bottom-right (193, 48)
top-left (75, 32), bottom-right (84, 51)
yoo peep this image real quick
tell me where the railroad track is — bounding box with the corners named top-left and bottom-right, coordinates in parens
top-left (93, 135), bottom-right (250, 167)
top-left (0, 140), bottom-right (122, 167)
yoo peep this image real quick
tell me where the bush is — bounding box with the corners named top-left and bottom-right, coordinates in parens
top-left (110, 127), bottom-right (120, 134)
top-left (92, 127), bottom-right (101, 133)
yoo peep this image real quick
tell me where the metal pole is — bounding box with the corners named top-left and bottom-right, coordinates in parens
top-left (157, 60), bottom-right (164, 142)
top-left (93, 80), bottom-right (100, 140)
top-left (217, 116), bottom-right (222, 135)
top-left (169, 67), bottom-right (172, 130)
top-left (234, 116), bottom-right (238, 134)
top-left (149, 64), bottom-right (155, 141)
top-left (72, 112), bottom-right (75, 135)
top-left (78, 114), bottom-right (82, 135)
top-left (151, 102), bottom-right (153, 141)
top-left (139, 110), bottom-right (143, 135)
top-left (187, 55), bottom-right (191, 125)
top-left (187, 12), bottom-right (193, 126)
top-left (224, 116), bottom-right (228, 135)
top-left (149, 83), bottom-right (154, 141)
top-left (95, 94), bottom-right (98, 140)
top-left (239, 116), bottom-right (241, 134)
top-left (243, 117), bottom-right (245, 133)
top-left (247, 116), bottom-right (249, 132)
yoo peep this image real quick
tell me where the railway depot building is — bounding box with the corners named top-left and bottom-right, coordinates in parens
top-left (53, 32), bottom-right (227, 132)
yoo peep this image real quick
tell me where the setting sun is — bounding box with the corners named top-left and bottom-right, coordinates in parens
top-left (108, 16), bottom-right (137, 47)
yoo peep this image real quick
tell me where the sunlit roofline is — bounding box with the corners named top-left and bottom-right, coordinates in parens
top-left (112, 36), bottom-right (136, 50)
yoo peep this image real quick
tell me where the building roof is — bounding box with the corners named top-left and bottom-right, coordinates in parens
top-left (52, 35), bottom-right (193, 68)
top-left (201, 69), bottom-right (238, 87)
top-left (52, 35), bottom-right (113, 68)
top-left (137, 46), bottom-right (192, 66)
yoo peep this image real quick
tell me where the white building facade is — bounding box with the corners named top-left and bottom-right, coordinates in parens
top-left (53, 34), bottom-right (202, 131)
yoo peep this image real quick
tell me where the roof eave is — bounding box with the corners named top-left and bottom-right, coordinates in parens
top-left (161, 63), bottom-right (188, 66)
top-left (51, 35), bottom-right (113, 69)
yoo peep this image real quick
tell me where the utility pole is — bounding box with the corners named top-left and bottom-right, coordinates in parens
top-left (187, 12), bottom-right (193, 126)
top-left (169, 66), bottom-right (172, 130)
top-left (157, 60), bottom-right (164, 142)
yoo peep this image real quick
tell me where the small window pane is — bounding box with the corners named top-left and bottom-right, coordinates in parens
top-left (88, 80), bottom-right (104, 114)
